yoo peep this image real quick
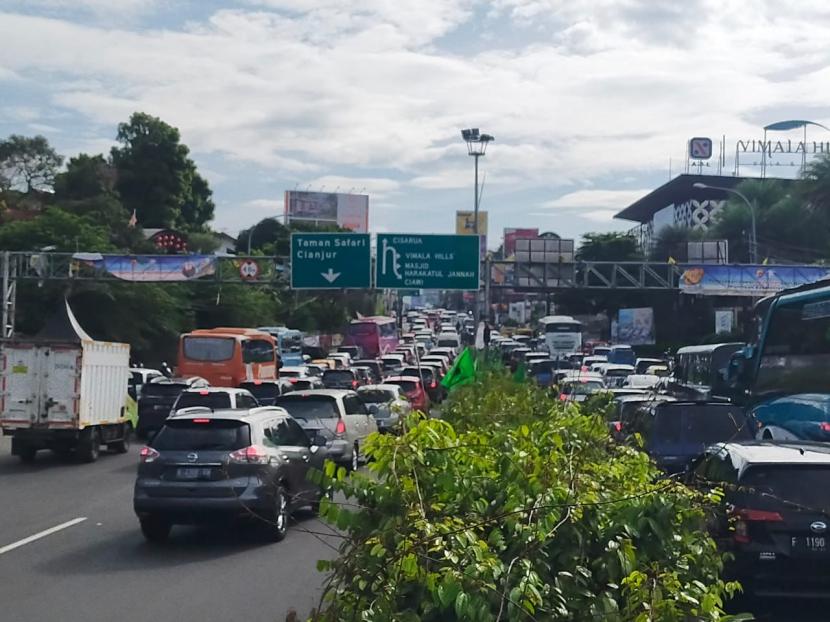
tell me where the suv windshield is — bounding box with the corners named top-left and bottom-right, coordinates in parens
top-left (174, 392), bottom-right (232, 410)
top-left (389, 380), bottom-right (418, 393)
top-left (151, 419), bottom-right (250, 451)
top-left (276, 395), bottom-right (339, 419)
top-left (358, 389), bottom-right (396, 404)
top-left (323, 370), bottom-right (355, 383)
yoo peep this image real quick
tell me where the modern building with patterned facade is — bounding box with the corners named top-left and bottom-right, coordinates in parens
top-left (614, 174), bottom-right (789, 251)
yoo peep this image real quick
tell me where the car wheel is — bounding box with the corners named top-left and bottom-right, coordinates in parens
top-left (264, 486), bottom-right (288, 542)
top-left (351, 443), bottom-right (360, 472)
top-left (110, 424), bottom-right (132, 454)
top-left (77, 427), bottom-right (100, 463)
top-left (140, 518), bottom-right (171, 543)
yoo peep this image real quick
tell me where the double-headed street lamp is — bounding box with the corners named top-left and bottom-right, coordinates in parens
top-left (693, 182), bottom-right (758, 264)
top-left (461, 128), bottom-right (494, 321)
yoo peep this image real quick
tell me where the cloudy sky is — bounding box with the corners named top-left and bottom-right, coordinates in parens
top-left (2, 0), bottom-right (830, 246)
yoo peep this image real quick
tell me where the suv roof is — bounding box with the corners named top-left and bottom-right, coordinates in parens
top-left (714, 441), bottom-right (830, 468)
top-left (171, 406), bottom-right (289, 423)
top-left (179, 387), bottom-right (252, 396)
top-left (281, 389), bottom-right (355, 398)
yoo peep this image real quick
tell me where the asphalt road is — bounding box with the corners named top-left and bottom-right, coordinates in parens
top-left (0, 436), bottom-right (338, 622)
top-left (1, 435), bottom-right (828, 622)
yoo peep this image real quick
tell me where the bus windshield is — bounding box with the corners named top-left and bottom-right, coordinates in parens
top-left (756, 298), bottom-right (830, 395)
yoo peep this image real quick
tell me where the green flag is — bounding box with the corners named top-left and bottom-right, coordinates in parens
top-left (441, 347), bottom-right (476, 391)
top-left (512, 363), bottom-right (526, 384)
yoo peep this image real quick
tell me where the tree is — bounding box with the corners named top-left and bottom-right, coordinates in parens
top-left (649, 225), bottom-right (702, 262)
top-left (110, 112), bottom-right (215, 230)
top-left (0, 134), bottom-right (63, 193)
top-left (576, 232), bottom-right (642, 262)
top-left (54, 153), bottom-right (116, 200)
top-left (0, 207), bottom-right (113, 252)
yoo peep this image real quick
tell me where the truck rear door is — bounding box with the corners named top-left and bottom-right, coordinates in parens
top-left (43, 347), bottom-right (81, 427)
top-left (2, 346), bottom-right (40, 427)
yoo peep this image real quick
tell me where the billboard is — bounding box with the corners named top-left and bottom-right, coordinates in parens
top-left (679, 264), bottom-right (830, 296)
top-left (456, 210), bottom-right (487, 258)
top-left (284, 191), bottom-right (369, 233)
top-left (503, 228), bottom-right (539, 257)
top-left (617, 308), bottom-right (655, 345)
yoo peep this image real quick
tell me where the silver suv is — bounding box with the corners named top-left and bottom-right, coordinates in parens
top-left (275, 389), bottom-right (377, 472)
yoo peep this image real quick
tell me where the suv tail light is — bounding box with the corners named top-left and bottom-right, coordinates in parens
top-left (352, 380), bottom-right (359, 388)
top-left (430, 381), bottom-right (437, 389)
top-left (139, 446), bottom-right (160, 463)
top-left (820, 422), bottom-right (830, 432)
top-left (335, 418), bottom-right (346, 437)
top-left (229, 445), bottom-right (270, 464)
top-left (732, 508), bottom-right (784, 544)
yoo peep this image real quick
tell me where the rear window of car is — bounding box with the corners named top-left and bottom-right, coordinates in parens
top-left (240, 383), bottom-right (279, 399)
top-left (562, 381), bottom-right (604, 395)
top-left (389, 380), bottom-right (418, 393)
top-left (358, 389), bottom-right (397, 404)
top-left (437, 339), bottom-right (458, 348)
top-left (740, 466), bottom-right (830, 510)
top-left (530, 361), bottom-right (555, 373)
top-left (275, 395), bottom-right (339, 419)
top-left (653, 405), bottom-right (751, 444)
top-left (323, 370), bottom-right (354, 382)
top-left (141, 384), bottom-right (188, 397)
top-left (151, 419), bottom-right (250, 451)
top-left (174, 392), bottom-right (232, 410)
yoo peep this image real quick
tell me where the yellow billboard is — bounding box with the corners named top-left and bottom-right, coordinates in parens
top-left (455, 211), bottom-right (488, 235)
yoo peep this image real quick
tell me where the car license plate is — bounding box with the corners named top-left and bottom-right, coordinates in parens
top-left (176, 467), bottom-right (213, 480)
top-left (793, 535), bottom-right (827, 554)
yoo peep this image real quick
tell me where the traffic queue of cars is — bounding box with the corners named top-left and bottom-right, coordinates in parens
top-left (131, 312), bottom-right (460, 544)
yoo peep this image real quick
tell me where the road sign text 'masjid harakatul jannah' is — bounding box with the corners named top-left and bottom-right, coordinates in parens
top-left (376, 234), bottom-right (480, 290)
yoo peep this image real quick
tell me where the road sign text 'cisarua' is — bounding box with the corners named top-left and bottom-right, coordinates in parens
top-left (375, 234), bottom-right (480, 290)
top-left (290, 232), bottom-right (371, 289)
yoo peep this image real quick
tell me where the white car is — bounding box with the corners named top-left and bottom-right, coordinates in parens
top-left (602, 364), bottom-right (636, 388)
top-left (623, 374), bottom-right (661, 390)
top-left (170, 387), bottom-right (260, 414)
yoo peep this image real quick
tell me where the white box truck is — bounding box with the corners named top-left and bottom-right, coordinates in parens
top-left (0, 301), bottom-right (133, 463)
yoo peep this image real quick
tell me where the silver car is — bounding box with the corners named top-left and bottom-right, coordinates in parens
top-left (357, 384), bottom-right (412, 434)
top-left (275, 389), bottom-right (377, 472)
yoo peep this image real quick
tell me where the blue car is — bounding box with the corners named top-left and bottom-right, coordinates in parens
top-left (752, 394), bottom-right (830, 441)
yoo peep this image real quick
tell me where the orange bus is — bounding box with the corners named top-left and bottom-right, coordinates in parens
top-left (177, 328), bottom-right (278, 387)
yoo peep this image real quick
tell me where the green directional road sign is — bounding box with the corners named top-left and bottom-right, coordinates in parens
top-left (290, 232), bottom-right (371, 289)
top-left (375, 234), bottom-right (480, 290)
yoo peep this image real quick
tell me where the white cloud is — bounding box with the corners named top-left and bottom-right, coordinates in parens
top-left (3, 0), bottom-right (158, 17)
top-left (542, 189), bottom-right (654, 211)
top-left (2, 2), bottom-right (830, 235)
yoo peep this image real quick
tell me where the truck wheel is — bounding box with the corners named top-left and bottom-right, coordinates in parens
top-left (110, 424), bottom-right (132, 454)
top-left (17, 445), bottom-right (37, 464)
top-left (140, 518), bottom-right (171, 543)
top-left (78, 427), bottom-right (100, 463)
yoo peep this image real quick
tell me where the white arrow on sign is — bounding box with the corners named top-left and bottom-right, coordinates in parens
top-left (321, 268), bottom-right (341, 283)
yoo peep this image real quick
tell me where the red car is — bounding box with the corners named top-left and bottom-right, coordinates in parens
top-left (384, 376), bottom-right (430, 412)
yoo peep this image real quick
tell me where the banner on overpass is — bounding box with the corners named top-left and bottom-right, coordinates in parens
top-left (679, 264), bottom-right (830, 296)
top-left (77, 254), bottom-right (217, 281)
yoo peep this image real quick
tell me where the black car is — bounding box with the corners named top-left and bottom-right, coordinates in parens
top-left (690, 441), bottom-right (830, 597)
top-left (322, 368), bottom-right (360, 390)
top-left (136, 376), bottom-right (209, 438)
top-left (133, 407), bottom-right (329, 543)
top-left (640, 401), bottom-right (754, 474)
top-left (353, 360), bottom-right (383, 383)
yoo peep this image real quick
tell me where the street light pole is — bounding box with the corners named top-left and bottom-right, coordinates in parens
top-left (693, 182), bottom-right (758, 264)
top-left (461, 129), bottom-right (494, 322)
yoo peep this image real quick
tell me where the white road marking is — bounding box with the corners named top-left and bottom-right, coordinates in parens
top-left (0, 517), bottom-right (88, 556)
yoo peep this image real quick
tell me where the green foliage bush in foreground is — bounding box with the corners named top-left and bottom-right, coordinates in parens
top-left (311, 373), bottom-right (745, 621)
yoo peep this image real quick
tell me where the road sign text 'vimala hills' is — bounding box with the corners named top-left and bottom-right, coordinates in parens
top-left (375, 234), bottom-right (480, 290)
top-left (290, 232), bottom-right (371, 289)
